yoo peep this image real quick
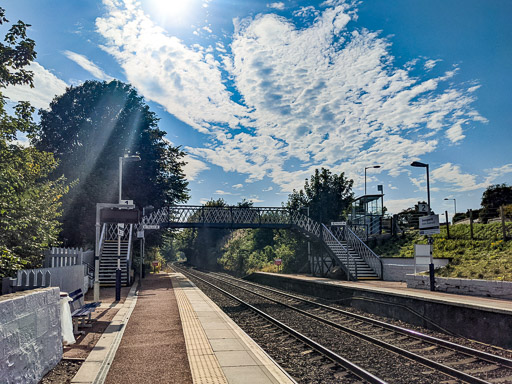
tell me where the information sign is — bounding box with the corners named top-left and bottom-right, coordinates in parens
top-left (274, 259), bottom-right (282, 266)
top-left (331, 222), bottom-right (346, 226)
top-left (143, 224), bottom-right (160, 230)
top-left (137, 230), bottom-right (144, 238)
top-left (419, 215), bottom-right (440, 235)
top-left (152, 261), bottom-right (159, 266)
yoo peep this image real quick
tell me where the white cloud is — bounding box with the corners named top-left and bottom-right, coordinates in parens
top-left (232, 184), bottom-right (244, 189)
top-left (424, 59), bottom-right (441, 70)
top-left (267, 2), bottom-right (285, 10)
top-left (183, 155), bottom-right (210, 181)
top-left (3, 62), bottom-right (67, 109)
top-left (63, 50), bottom-right (114, 81)
top-left (431, 163), bottom-right (488, 192)
top-left (485, 164), bottom-right (512, 184)
top-left (214, 189), bottom-right (239, 195)
top-left (384, 198), bottom-right (419, 214)
top-left (97, 1), bottom-right (485, 192)
top-left (445, 122), bottom-right (465, 143)
top-left (263, 186), bottom-right (274, 192)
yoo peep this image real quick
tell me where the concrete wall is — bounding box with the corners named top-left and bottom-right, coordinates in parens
top-left (406, 274), bottom-right (512, 299)
top-left (0, 288), bottom-right (62, 383)
top-left (16, 264), bottom-right (88, 295)
top-left (382, 258), bottom-right (450, 282)
top-left (247, 272), bottom-right (512, 348)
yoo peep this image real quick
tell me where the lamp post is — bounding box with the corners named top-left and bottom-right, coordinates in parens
top-left (116, 154), bottom-right (141, 301)
top-left (411, 161), bottom-right (435, 291)
top-left (444, 198), bottom-right (456, 216)
top-left (410, 161), bottom-right (430, 213)
top-left (364, 165), bottom-right (381, 195)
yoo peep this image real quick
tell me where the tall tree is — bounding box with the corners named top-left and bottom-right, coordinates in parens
top-left (0, 7), bottom-right (68, 277)
top-left (480, 184), bottom-right (512, 223)
top-left (287, 168), bottom-right (354, 223)
top-left (34, 80), bottom-right (189, 246)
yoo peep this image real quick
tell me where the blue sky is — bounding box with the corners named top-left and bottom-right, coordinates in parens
top-left (2, 0), bottom-right (511, 219)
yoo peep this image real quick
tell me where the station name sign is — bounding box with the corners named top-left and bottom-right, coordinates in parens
top-left (419, 214), bottom-right (440, 235)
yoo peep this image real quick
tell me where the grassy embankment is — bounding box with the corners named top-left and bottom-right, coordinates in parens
top-left (371, 222), bottom-right (512, 281)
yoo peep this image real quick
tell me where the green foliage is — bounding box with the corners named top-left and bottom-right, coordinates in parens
top-left (0, 7), bottom-right (67, 277)
top-left (371, 222), bottom-right (512, 281)
top-left (287, 168), bottom-right (354, 223)
top-left (480, 184), bottom-right (512, 223)
top-left (34, 80), bottom-right (189, 246)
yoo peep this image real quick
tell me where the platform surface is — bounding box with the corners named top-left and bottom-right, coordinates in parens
top-left (257, 272), bottom-right (512, 314)
top-left (171, 272), bottom-right (296, 384)
top-left (71, 272), bottom-right (295, 384)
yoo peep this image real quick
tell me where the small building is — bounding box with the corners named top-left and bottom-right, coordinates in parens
top-left (348, 194), bottom-right (384, 236)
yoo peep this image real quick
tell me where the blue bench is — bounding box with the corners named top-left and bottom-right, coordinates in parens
top-left (68, 288), bottom-right (101, 334)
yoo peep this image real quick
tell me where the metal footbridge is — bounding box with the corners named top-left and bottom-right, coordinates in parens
top-left (135, 205), bottom-right (383, 280)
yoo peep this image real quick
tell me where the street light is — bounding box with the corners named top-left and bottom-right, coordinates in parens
top-left (411, 161), bottom-right (435, 291)
top-left (119, 154), bottom-right (141, 203)
top-left (116, 154), bottom-right (140, 301)
top-left (410, 161), bottom-right (430, 213)
top-left (364, 165), bottom-right (381, 195)
top-left (444, 198), bottom-right (456, 216)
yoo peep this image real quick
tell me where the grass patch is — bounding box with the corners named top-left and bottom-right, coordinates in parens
top-left (370, 223), bottom-right (512, 281)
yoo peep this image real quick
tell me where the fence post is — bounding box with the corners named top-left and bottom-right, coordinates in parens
top-left (501, 205), bottom-right (507, 240)
top-left (469, 209), bottom-right (474, 240)
top-left (445, 211), bottom-right (450, 239)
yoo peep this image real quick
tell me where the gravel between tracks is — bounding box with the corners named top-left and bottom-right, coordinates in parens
top-left (184, 270), bottom-right (456, 384)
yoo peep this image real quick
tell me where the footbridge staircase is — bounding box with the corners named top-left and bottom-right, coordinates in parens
top-left (137, 206), bottom-right (382, 280)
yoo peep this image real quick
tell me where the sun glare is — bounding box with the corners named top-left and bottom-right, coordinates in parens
top-left (149, 0), bottom-right (195, 22)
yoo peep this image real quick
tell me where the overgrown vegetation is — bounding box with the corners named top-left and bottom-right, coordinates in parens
top-left (371, 222), bottom-right (512, 281)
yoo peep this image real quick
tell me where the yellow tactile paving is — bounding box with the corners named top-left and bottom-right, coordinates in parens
top-left (173, 274), bottom-right (229, 384)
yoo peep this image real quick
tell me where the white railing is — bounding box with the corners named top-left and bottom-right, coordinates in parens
top-left (345, 225), bottom-right (383, 279)
top-left (321, 224), bottom-right (356, 280)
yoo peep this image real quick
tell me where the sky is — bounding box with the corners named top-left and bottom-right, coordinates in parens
top-left (2, 0), bottom-right (511, 219)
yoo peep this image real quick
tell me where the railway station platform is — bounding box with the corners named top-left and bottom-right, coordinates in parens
top-left (247, 272), bottom-right (512, 349)
top-left (71, 272), bottom-right (295, 384)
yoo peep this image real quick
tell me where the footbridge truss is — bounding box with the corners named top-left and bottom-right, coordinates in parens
top-left (136, 205), bottom-right (383, 281)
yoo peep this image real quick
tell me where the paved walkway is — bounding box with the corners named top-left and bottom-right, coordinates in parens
top-left (104, 274), bottom-right (193, 384)
top-left (72, 273), bottom-right (295, 384)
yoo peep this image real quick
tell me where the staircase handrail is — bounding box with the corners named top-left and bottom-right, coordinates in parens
top-left (98, 223), bottom-right (107, 258)
top-left (126, 224), bottom-right (133, 284)
top-left (345, 225), bottom-right (383, 279)
top-left (321, 224), bottom-right (357, 280)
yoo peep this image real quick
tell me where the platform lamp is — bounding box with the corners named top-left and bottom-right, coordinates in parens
top-left (410, 161), bottom-right (435, 291)
top-left (116, 154), bottom-right (141, 301)
top-left (444, 198), bottom-right (456, 216)
top-left (364, 165), bottom-right (381, 195)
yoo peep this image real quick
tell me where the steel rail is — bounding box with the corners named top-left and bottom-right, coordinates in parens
top-left (173, 265), bottom-right (387, 384)
top-left (195, 270), bottom-right (495, 384)
top-left (211, 272), bottom-right (512, 370)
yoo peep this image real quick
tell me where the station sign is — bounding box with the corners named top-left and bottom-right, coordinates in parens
top-left (331, 221), bottom-right (347, 226)
top-left (417, 203), bottom-right (429, 213)
top-left (419, 215), bottom-right (440, 235)
top-left (143, 224), bottom-right (160, 230)
top-left (274, 258), bottom-right (282, 266)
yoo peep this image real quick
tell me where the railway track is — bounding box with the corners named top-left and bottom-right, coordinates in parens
top-left (173, 265), bottom-right (386, 383)
top-left (174, 265), bottom-right (512, 384)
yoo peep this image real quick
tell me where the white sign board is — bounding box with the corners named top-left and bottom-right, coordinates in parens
top-left (143, 224), bottom-right (160, 230)
top-left (120, 200), bottom-right (133, 205)
top-left (137, 230), bottom-right (144, 238)
top-left (331, 222), bottom-right (347, 226)
top-left (414, 244), bottom-right (432, 273)
top-left (419, 214), bottom-right (440, 235)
